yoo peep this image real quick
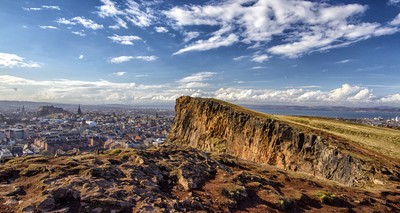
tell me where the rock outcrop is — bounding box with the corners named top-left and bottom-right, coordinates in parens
top-left (37, 105), bottom-right (69, 116)
top-left (1, 146), bottom-right (399, 212)
top-left (168, 96), bottom-right (400, 186)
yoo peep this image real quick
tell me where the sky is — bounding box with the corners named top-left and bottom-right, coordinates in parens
top-left (0, 0), bottom-right (400, 106)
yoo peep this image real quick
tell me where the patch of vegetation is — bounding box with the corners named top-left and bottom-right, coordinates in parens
top-left (278, 198), bottom-right (295, 210)
top-left (222, 185), bottom-right (248, 201)
top-left (315, 191), bottom-right (336, 204)
top-left (20, 164), bottom-right (45, 177)
top-left (120, 153), bottom-right (132, 161)
top-left (108, 149), bottom-right (122, 156)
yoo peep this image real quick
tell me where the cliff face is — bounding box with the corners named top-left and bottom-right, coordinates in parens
top-left (168, 96), bottom-right (400, 186)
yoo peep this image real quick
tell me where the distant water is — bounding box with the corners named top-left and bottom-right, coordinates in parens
top-left (244, 105), bottom-right (399, 120)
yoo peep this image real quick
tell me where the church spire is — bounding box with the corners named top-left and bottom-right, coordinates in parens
top-left (77, 105), bottom-right (82, 115)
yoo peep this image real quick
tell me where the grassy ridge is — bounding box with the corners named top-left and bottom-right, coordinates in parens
top-left (273, 115), bottom-right (400, 161)
top-left (207, 98), bottom-right (400, 161)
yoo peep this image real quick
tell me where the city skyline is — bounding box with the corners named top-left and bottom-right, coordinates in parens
top-left (1, 0), bottom-right (400, 106)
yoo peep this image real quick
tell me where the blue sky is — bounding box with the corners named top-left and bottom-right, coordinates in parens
top-left (0, 0), bottom-right (400, 106)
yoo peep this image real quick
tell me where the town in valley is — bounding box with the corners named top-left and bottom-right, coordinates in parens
top-left (0, 104), bottom-right (174, 161)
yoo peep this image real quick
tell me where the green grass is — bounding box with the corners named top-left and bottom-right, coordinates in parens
top-left (107, 149), bottom-right (122, 156)
top-left (315, 191), bottom-right (336, 204)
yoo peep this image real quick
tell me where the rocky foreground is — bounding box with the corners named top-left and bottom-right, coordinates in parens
top-left (0, 145), bottom-right (399, 212)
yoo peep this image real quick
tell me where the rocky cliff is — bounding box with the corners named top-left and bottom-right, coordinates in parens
top-left (168, 96), bottom-right (400, 186)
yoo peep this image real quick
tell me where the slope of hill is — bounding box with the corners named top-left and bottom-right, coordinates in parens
top-left (1, 146), bottom-right (399, 212)
top-left (168, 96), bottom-right (400, 187)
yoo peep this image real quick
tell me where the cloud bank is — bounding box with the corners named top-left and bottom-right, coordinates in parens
top-left (1, 74), bottom-right (400, 106)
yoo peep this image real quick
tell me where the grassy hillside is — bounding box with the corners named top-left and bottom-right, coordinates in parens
top-left (209, 98), bottom-right (400, 161)
top-left (273, 115), bottom-right (400, 161)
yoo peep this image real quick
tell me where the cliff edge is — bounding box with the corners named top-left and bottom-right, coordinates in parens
top-left (168, 96), bottom-right (400, 187)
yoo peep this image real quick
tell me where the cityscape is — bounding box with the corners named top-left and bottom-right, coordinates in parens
top-left (0, 105), bottom-right (174, 161)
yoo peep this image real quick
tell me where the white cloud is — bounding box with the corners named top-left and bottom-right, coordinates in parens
top-left (0, 52), bottom-right (41, 68)
top-left (164, 0), bottom-right (399, 57)
top-left (177, 72), bottom-right (216, 83)
top-left (252, 54), bottom-right (269, 63)
top-left (213, 84), bottom-right (375, 104)
top-left (173, 34), bottom-right (238, 55)
top-left (233, 56), bottom-right (248, 61)
top-left (125, 0), bottom-right (156, 27)
top-left (96, 0), bottom-right (157, 28)
top-left (179, 82), bottom-right (210, 89)
top-left (163, 6), bottom-right (220, 26)
top-left (23, 7), bottom-right (41, 11)
top-left (72, 31), bottom-right (86, 36)
top-left (56, 18), bottom-right (74, 25)
top-left (23, 5), bottom-right (60, 11)
top-left (110, 56), bottom-right (134, 63)
top-left (327, 84), bottom-right (373, 101)
top-left (155, 26), bottom-right (168, 33)
top-left (39, 25), bottom-right (58, 30)
top-left (97, 0), bottom-right (124, 17)
top-left (112, 72), bottom-right (126, 76)
top-left (97, 0), bottom-right (128, 29)
top-left (42, 5), bottom-right (61, 10)
top-left (251, 66), bottom-right (268, 70)
top-left (79, 55), bottom-right (84, 59)
top-left (390, 13), bottom-right (400, 25)
top-left (56, 17), bottom-right (103, 30)
top-left (108, 34), bottom-right (142, 45)
top-left (110, 17), bottom-right (128, 29)
top-left (177, 72), bottom-right (216, 88)
top-left (135, 56), bottom-right (158, 61)
top-left (388, 0), bottom-right (400, 5)
top-left (336, 59), bottom-right (352, 64)
top-left (110, 55), bottom-right (157, 63)
top-left (183, 31), bottom-right (200, 42)
top-left (380, 94), bottom-right (400, 103)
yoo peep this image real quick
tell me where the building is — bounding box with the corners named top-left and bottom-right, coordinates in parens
top-left (0, 148), bottom-right (13, 161)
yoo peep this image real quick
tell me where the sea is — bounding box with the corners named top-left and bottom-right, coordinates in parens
top-left (243, 105), bottom-right (400, 120)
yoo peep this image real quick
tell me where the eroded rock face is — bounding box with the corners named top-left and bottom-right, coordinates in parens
top-left (168, 96), bottom-right (400, 186)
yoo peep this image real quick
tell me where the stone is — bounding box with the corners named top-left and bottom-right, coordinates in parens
top-left (4, 197), bottom-right (18, 205)
top-left (5, 187), bottom-right (26, 196)
top-left (373, 179), bottom-right (384, 185)
top-left (21, 205), bottom-right (35, 213)
top-left (37, 196), bottom-right (55, 212)
top-left (92, 207), bottom-right (103, 213)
